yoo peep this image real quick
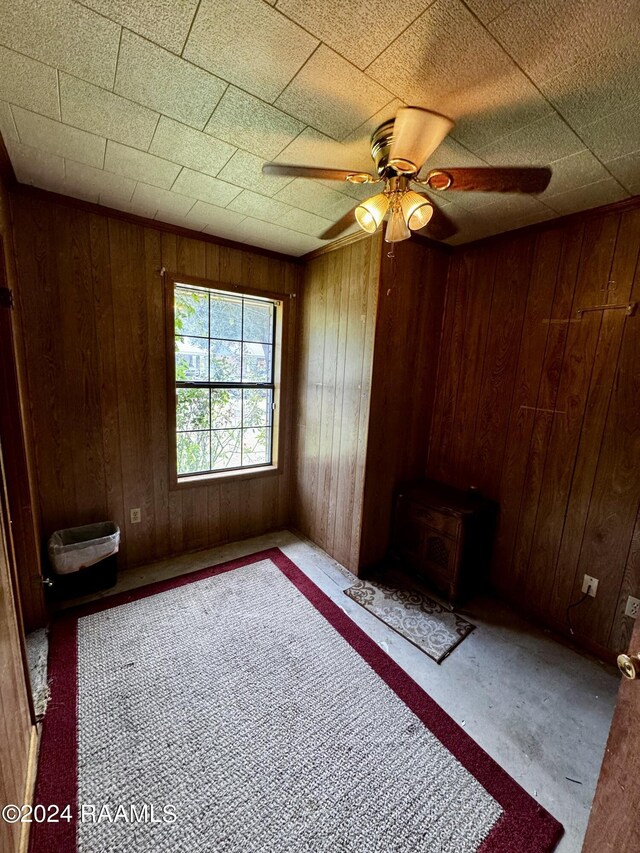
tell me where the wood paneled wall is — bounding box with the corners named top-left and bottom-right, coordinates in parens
top-left (359, 241), bottom-right (449, 568)
top-left (0, 447), bottom-right (35, 853)
top-left (0, 165), bottom-right (46, 630)
top-left (11, 191), bottom-right (300, 570)
top-left (292, 236), bottom-right (450, 573)
top-left (428, 206), bottom-right (640, 656)
top-left (292, 236), bottom-right (382, 572)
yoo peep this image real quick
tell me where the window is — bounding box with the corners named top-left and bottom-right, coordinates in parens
top-left (168, 278), bottom-right (283, 483)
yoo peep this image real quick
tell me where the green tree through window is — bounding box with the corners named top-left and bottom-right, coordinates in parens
top-left (173, 284), bottom-right (276, 476)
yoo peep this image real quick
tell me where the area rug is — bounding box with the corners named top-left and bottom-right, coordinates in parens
top-left (26, 627), bottom-right (50, 719)
top-left (344, 578), bottom-right (475, 663)
top-left (31, 548), bottom-right (562, 853)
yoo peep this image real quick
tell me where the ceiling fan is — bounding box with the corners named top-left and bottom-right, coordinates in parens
top-left (262, 106), bottom-right (552, 243)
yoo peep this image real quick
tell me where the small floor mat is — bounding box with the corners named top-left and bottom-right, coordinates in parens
top-left (344, 577), bottom-right (475, 663)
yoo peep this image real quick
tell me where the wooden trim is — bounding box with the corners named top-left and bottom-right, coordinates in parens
top-left (164, 272), bottom-right (288, 490)
top-left (301, 228), bottom-right (372, 261)
top-left (12, 183), bottom-right (302, 264)
top-left (301, 227), bottom-right (453, 262)
top-left (18, 726), bottom-right (40, 853)
top-left (174, 464), bottom-right (280, 488)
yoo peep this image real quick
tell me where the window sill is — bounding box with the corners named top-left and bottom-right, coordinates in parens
top-left (172, 465), bottom-right (280, 490)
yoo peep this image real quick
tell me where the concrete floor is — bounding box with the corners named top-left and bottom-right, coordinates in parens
top-left (57, 529), bottom-right (620, 853)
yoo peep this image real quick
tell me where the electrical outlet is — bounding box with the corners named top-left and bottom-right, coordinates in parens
top-left (625, 596), bottom-right (640, 619)
top-left (130, 508), bottom-right (141, 524)
top-left (582, 574), bottom-right (599, 597)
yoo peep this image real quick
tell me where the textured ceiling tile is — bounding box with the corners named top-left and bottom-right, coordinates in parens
top-left (578, 103), bottom-right (640, 162)
top-left (184, 200), bottom-right (246, 231)
top-left (539, 40), bottom-right (640, 129)
top-left (171, 168), bottom-right (242, 207)
top-left (368, 0), bottom-right (552, 147)
top-left (81, 0), bottom-right (199, 54)
top-left (227, 190), bottom-right (292, 222)
top-left (131, 183), bottom-right (197, 218)
top-left (115, 31), bottom-right (226, 131)
top-left (604, 151), bottom-right (640, 195)
top-left (60, 74), bottom-right (160, 150)
top-left (5, 140), bottom-right (65, 186)
top-left (275, 45), bottom-right (393, 139)
top-left (204, 87), bottom-right (305, 160)
top-left (464, 0), bottom-right (518, 23)
top-left (0, 46), bottom-right (60, 120)
top-left (343, 98), bottom-right (405, 145)
top-left (183, 0), bottom-right (318, 102)
top-left (104, 140), bottom-right (181, 189)
top-left (275, 127), bottom-right (375, 174)
top-left (274, 179), bottom-right (357, 219)
top-left (231, 217), bottom-right (323, 256)
top-left (202, 221), bottom-right (250, 242)
top-left (64, 159), bottom-right (136, 207)
top-left (418, 136), bottom-right (488, 175)
top-left (276, 0), bottom-right (434, 69)
top-left (149, 117), bottom-right (236, 178)
top-left (0, 102), bottom-right (19, 142)
top-left (12, 107), bottom-right (106, 169)
top-left (542, 150), bottom-right (610, 198)
top-left (228, 189), bottom-right (331, 237)
top-left (443, 187), bottom-right (551, 212)
top-left (477, 112), bottom-right (584, 164)
top-left (278, 206), bottom-right (333, 237)
top-left (218, 150), bottom-right (293, 196)
top-left (1, 0), bottom-right (120, 88)
top-left (543, 178), bottom-right (629, 215)
top-left (489, 0), bottom-right (640, 84)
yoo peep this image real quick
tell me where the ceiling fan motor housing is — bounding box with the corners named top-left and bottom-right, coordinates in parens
top-left (371, 119), bottom-right (417, 178)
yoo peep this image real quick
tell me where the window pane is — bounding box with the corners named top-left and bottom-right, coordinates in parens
top-left (243, 300), bottom-right (273, 343)
top-left (242, 342), bottom-right (272, 383)
top-left (177, 431), bottom-right (210, 475)
top-left (243, 388), bottom-right (271, 428)
top-left (211, 340), bottom-right (242, 382)
top-left (243, 427), bottom-right (270, 466)
top-left (175, 287), bottom-right (208, 337)
top-left (211, 388), bottom-right (242, 429)
top-left (211, 294), bottom-right (242, 341)
top-left (211, 429), bottom-right (242, 470)
top-left (175, 336), bottom-right (209, 382)
top-left (177, 388), bottom-right (210, 431)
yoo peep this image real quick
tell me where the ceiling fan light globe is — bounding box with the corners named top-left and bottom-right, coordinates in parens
top-left (401, 191), bottom-right (434, 231)
top-left (355, 193), bottom-right (389, 234)
top-left (385, 206), bottom-right (411, 243)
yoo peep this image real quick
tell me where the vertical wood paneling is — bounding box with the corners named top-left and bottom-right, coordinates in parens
top-left (0, 171), bottom-right (46, 629)
top-left (428, 207), bottom-right (640, 657)
top-left (492, 228), bottom-right (563, 593)
top-left (292, 236), bottom-right (383, 572)
top-left (12, 193), bottom-right (298, 572)
top-left (359, 241), bottom-right (448, 568)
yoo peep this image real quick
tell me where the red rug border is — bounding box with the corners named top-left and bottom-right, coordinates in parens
top-left (31, 546), bottom-right (563, 853)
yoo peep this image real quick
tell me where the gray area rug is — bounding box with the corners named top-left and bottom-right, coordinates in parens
top-left (345, 578), bottom-right (475, 663)
top-left (26, 627), bottom-right (50, 719)
top-left (74, 557), bottom-right (500, 851)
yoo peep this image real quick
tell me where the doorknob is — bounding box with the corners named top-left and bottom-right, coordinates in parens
top-left (617, 653), bottom-right (640, 680)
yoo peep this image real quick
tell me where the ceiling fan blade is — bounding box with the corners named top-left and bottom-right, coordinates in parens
top-left (262, 163), bottom-right (374, 182)
top-left (415, 195), bottom-right (459, 241)
top-left (427, 166), bottom-right (552, 193)
top-left (388, 107), bottom-right (454, 173)
top-left (320, 207), bottom-right (357, 240)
